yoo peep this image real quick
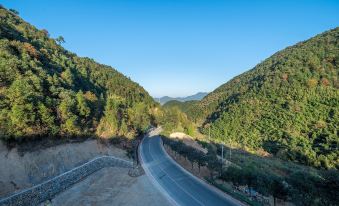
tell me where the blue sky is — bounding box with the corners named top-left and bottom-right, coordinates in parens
top-left (2, 0), bottom-right (339, 97)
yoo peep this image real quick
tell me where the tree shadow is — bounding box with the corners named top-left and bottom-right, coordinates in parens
top-left (1, 134), bottom-right (142, 162)
top-left (162, 136), bottom-right (339, 205)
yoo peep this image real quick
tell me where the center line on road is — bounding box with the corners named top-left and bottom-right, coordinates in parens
top-left (147, 137), bottom-right (205, 206)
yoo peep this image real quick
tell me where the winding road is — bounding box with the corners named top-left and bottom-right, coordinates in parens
top-left (139, 131), bottom-right (245, 206)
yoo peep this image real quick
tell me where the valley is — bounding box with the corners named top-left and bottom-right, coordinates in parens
top-left (0, 3), bottom-right (338, 206)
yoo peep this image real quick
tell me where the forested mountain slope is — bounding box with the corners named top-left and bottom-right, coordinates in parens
top-left (0, 7), bottom-right (157, 140)
top-left (163, 100), bottom-right (197, 110)
top-left (201, 28), bottom-right (338, 169)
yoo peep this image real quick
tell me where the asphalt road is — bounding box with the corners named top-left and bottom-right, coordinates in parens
top-left (139, 133), bottom-right (244, 206)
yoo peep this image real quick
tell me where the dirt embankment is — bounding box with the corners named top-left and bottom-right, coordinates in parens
top-left (0, 139), bottom-right (127, 198)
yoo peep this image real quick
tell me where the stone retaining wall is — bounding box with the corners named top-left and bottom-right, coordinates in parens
top-left (0, 156), bottom-right (133, 206)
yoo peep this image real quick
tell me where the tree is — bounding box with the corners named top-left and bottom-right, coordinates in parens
top-left (269, 177), bottom-right (289, 206)
top-left (321, 170), bottom-right (339, 204)
top-left (9, 9), bottom-right (19, 15)
top-left (23, 42), bottom-right (39, 59)
top-left (41, 29), bottom-right (50, 37)
top-left (61, 68), bottom-right (74, 86)
top-left (7, 78), bottom-right (39, 136)
top-left (55, 36), bottom-right (65, 44)
top-left (221, 166), bottom-right (246, 186)
top-left (288, 171), bottom-right (318, 204)
top-left (197, 153), bottom-right (207, 173)
top-left (187, 149), bottom-right (198, 170)
top-left (128, 102), bottom-right (150, 134)
top-left (96, 96), bottom-right (119, 138)
top-left (242, 165), bottom-right (258, 194)
top-left (76, 91), bottom-right (91, 118)
top-left (63, 115), bottom-right (80, 135)
top-left (38, 103), bottom-right (59, 135)
top-left (58, 91), bottom-right (81, 134)
top-left (119, 120), bottom-right (128, 136)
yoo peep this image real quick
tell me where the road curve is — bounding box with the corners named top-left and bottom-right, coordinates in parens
top-left (139, 134), bottom-right (245, 206)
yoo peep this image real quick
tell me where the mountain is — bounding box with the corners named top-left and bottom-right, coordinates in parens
top-left (156, 92), bottom-right (208, 105)
top-left (0, 7), bottom-right (157, 140)
top-left (188, 28), bottom-right (339, 169)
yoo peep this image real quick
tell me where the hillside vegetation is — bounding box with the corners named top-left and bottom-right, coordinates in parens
top-left (162, 136), bottom-right (339, 205)
top-left (163, 100), bottom-right (202, 122)
top-left (163, 100), bottom-right (197, 112)
top-left (0, 7), bottom-right (157, 140)
top-left (177, 28), bottom-right (339, 169)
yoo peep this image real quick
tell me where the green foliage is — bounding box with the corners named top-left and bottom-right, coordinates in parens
top-left (155, 106), bottom-right (195, 136)
top-left (163, 136), bottom-right (339, 205)
top-left (162, 136), bottom-right (208, 171)
top-left (220, 142), bottom-right (339, 205)
top-left (163, 100), bottom-right (204, 123)
top-left (55, 36), bottom-right (65, 45)
top-left (180, 28), bottom-right (339, 169)
top-left (0, 7), bottom-right (156, 140)
top-left (76, 91), bottom-right (91, 118)
top-left (8, 9), bottom-right (19, 15)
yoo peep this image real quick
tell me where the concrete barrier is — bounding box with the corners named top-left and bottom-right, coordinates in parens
top-left (0, 156), bottom-right (133, 206)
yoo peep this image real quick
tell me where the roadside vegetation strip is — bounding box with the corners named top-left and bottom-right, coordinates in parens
top-left (0, 156), bottom-right (133, 206)
top-left (162, 136), bottom-right (339, 205)
top-left (159, 137), bottom-right (247, 206)
top-left (162, 137), bottom-right (263, 206)
top-left (160, 139), bottom-right (244, 205)
top-left (205, 178), bottom-right (262, 206)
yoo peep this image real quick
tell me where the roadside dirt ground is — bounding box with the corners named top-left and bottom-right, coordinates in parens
top-left (49, 167), bottom-right (171, 206)
top-left (1, 138), bottom-right (171, 206)
top-left (0, 139), bottom-right (127, 197)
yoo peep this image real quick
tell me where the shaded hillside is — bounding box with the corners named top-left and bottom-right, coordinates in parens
top-left (163, 100), bottom-right (198, 110)
top-left (163, 100), bottom-right (203, 123)
top-left (0, 7), bottom-right (157, 140)
top-left (200, 28), bottom-right (338, 169)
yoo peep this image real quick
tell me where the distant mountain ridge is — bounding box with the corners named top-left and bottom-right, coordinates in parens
top-left (156, 92), bottom-right (208, 105)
